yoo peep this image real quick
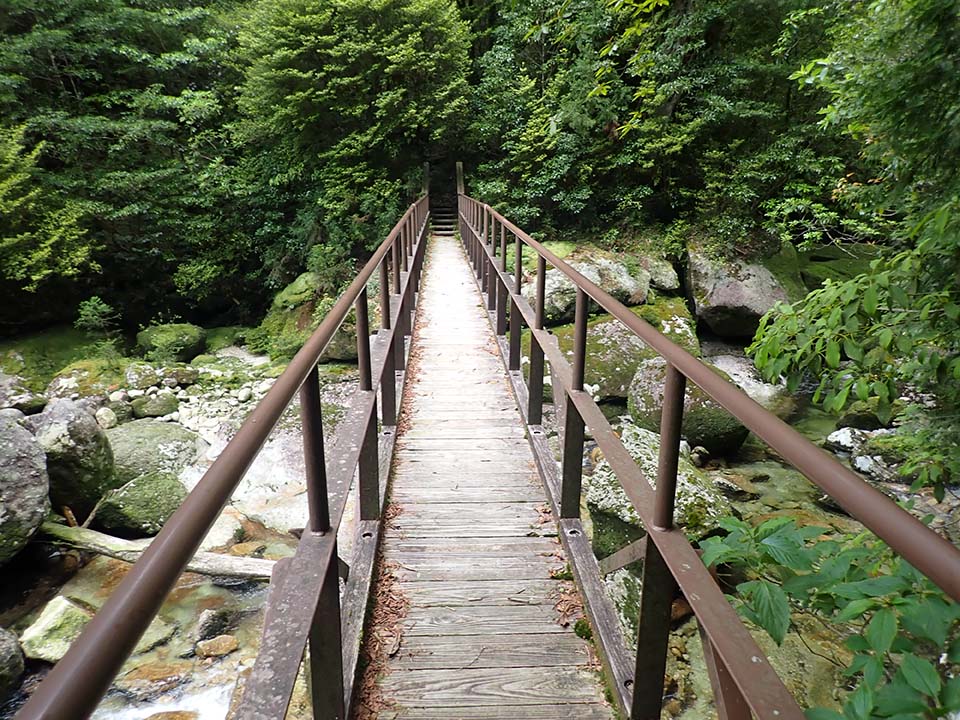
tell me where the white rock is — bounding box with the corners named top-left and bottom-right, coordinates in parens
top-left (237, 388), bottom-right (252, 403)
top-left (146, 386), bottom-right (158, 396)
top-left (108, 390), bottom-right (128, 403)
top-left (128, 389), bottom-right (145, 398)
top-left (94, 407), bottom-right (118, 430)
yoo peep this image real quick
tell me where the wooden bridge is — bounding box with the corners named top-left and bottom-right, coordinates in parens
top-left (16, 174), bottom-right (960, 720)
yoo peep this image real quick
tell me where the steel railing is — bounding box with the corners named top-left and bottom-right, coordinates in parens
top-left (17, 196), bottom-right (431, 720)
top-left (457, 190), bottom-right (960, 720)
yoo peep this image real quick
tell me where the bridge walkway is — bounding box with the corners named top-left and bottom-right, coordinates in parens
top-left (366, 233), bottom-right (613, 718)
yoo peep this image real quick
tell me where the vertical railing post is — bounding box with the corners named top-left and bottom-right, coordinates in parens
top-left (508, 233), bottom-right (523, 371)
top-left (299, 366), bottom-right (345, 720)
top-left (495, 222), bottom-right (507, 335)
top-left (308, 541), bottom-right (345, 720)
top-left (560, 288), bottom-right (588, 519)
top-left (392, 235), bottom-right (401, 295)
top-left (630, 364), bottom-right (686, 720)
top-left (355, 289), bottom-right (379, 521)
top-left (486, 220), bottom-right (496, 312)
top-left (527, 255), bottom-right (547, 424)
top-left (378, 260), bottom-right (396, 427)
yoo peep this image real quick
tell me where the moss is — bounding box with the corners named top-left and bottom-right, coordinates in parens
top-left (205, 326), bottom-right (250, 352)
top-left (591, 509), bottom-right (644, 564)
top-left (863, 431), bottom-right (924, 466)
top-left (136, 323), bottom-right (207, 363)
top-left (95, 473), bottom-right (187, 538)
top-left (505, 240), bottom-right (577, 274)
top-left (273, 271), bottom-right (321, 308)
top-left (130, 394), bottom-right (179, 418)
top-left (760, 241), bottom-right (808, 302)
top-left (574, 618), bottom-right (593, 641)
top-left (550, 564), bottom-right (574, 581)
top-left (49, 357), bottom-right (131, 396)
top-left (0, 326), bottom-right (101, 392)
top-left (634, 296), bottom-right (701, 356)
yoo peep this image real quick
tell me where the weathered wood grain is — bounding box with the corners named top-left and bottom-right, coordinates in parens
top-left (369, 233), bottom-right (611, 719)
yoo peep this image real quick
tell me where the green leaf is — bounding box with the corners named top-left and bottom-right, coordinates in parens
top-left (878, 328), bottom-right (893, 349)
top-left (760, 527), bottom-right (814, 570)
top-left (740, 580), bottom-right (791, 645)
top-left (899, 654), bottom-right (941, 697)
top-left (863, 286), bottom-right (879, 316)
top-left (826, 340), bottom-right (841, 368)
top-left (805, 710), bottom-right (845, 720)
top-left (864, 609), bottom-right (897, 653)
top-left (944, 676), bottom-right (960, 711)
top-left (875, 680), bottom-right (931, 715)
top-left (844, 683), bottom-right (874, 720)
top-left (844, 337), bottom-right (864, 362)
top-left (836, 598), bottom-right (877, 622)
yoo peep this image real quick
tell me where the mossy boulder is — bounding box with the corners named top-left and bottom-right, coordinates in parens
top-left (628, 357), bottom-right (749, 455)
top-left (124, 362), bottom-right (161, 390)
top-left (706, 352), bottom-right (795, 419)
top-left (247, 272), bottom-right (321, 360)
top-left (0, 371), bottom-right (45, 414)
top-left (0, 627), bottom-right (24, 700)
top-left (532, 297), bottom-right (699, 404)
top-left (0, 415), bottom-right (50, 566)
top-left (160, 364), bottom-right (199, 387)
top-left (521, 248), bottom-right (650, 326)
top-left (0, 326), bottom-right (98, 393)
top-left (26, 399), bottom-right (117, 516)
top-left (106, 419), bottom-right (206, 485)
top-left (96, 473), bottom-right (187, 537)
top-left (687, 240), bottom-right (806, 338)
top-left (131, 394), bottom-right (179, 418)
top-left (46, 358), bottom-right (129, 399)
top-left (586, 422), bottom-right (732, 539)
top-left (19, 596), bottom-right (92, 663)
top-left (204, 326), bottom-right (250, 353)
top-left (137, 324), bottom-right (207, 363)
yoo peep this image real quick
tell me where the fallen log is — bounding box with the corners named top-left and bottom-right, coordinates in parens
top-left (40, 521), bottom-right (276, 581)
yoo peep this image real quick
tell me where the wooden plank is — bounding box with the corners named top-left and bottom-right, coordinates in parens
top-left (379, 666), bottom-right (604, 705)
top-left (400, 579), bottom-right (560, 607)
top-left (381, 704), bottom-right (613, 719)
top-left (384, 537), bottom-right (558, 555)
top-left (394, 561), bottom-right (562, 583)
top-left (391, 634), bottom-right (591, 670)
top-left (390, 488), bottom-right (540, 503)
top-left (401, 606), bottom-right (564, 636)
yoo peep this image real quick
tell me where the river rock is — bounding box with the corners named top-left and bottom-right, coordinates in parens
top-left (0, 627), bottom-right (24, 699)
top-left (705, 352), bottom-right (795, 418)
top-left (687, 242), bottom-right (805, 338)
top-left (124, 362), bottom-right (161, 390)
top-left (627, 357), bottom-right (748, 455)
top-left (94, 406), bottom-right (118, 429)
top-left (95, 473), bottom-right (187, 537)
top-left (131, 394), bottom-right (180, 419)
top-left (638, 256), bottom-right (679, 292)
top-left (522, 254), bottom-right (650, 326)
top-left (0, 371), bottom-right (45, 414)
top-left (19, 596), bottom-right (91, 662)
top-left (25, 399), bottom-right (116, 516)
top-left (194, 608), bottom-right (241, 642)
top-left (586, 422), bottom-right (731, 539)
top-left (137, 324), bottom-right (207, 363)
top-left (0, 415), bottom-right (50, 565)
top-left (196, 634), bottom-right (238, 658)
top-left (106, 419), bottom-right (207, 485)
top-left (161, 365), bottom-right (199, 387)
top-left (45, 359), bottom-right (125, 400)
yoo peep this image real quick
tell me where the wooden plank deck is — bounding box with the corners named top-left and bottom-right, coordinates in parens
top-left (368, 233), bottom-right (613, 719)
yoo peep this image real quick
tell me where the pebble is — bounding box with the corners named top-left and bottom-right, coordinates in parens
top-left (195, 634), bottom-right (238, 658)
top-left (146, 386), bottom-right (158, 396)
top-left (162, 377), bottom-right (178, 388)
top-left (128, 389), bottom-right (145, 398)
top-left (236, 387), bottom-right (252, 403)
top-left (94, 406), bottom-right (118, 429)
top-left (108, 390), bottom-right (128, 403)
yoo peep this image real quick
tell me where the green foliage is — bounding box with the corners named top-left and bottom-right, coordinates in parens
top-left (235, 0), bottom-right (470, 291)
top-left (0, 125), bottom-right (93, 291)
top-left (701, 518), bottom-right (960, 719)
top-left (750, 0), bottom-right (960, 497)
top-left (75, 297), bottom-right (119, 338)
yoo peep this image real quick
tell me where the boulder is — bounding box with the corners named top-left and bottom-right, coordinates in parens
top-left (687, 242), bottom-right (805, 338)
top-left (628, 357), bottom-right (749, 455)
top-left (0, 371), bottom-right (45, 414)
top-left (705, 353), bottom-right (795, 418)
top-left (19, 596), bottom-right (92, 663)
top-left (95, 473), bottom-right (187, 537)
top-left (25, 399), bottom-right (116, 516)
top-left (161, 365), bottom-right (199, 387)
top-left (19, 595), bottom-right (176, 662)
top-left (124, 362), bottom-right (161, 390)
top-left (45, 359), bottom-right (127, 400)
top-left (131, 394), bottom-right (180, 419)
top-left (637, 256), bottom-right (679, 292)
top-left (106, 419), bottom-right (206, 485)
top-left (522, 253), bottom-right (650, 326)
top-left (0, 626), bottom-right (24, 700)
top-left (586, 423), bottom-right (732, 539)
top-left (194, 608), bottom-right (241, 642)
top-left (137, 324), bottom-right (207, 363)
top-left (0, 415), bottom-right (50, 565)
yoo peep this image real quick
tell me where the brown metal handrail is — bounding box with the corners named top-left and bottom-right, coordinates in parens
top-left (457, 190), bottom-right (960, 720)
top-left (17, 195), bottom-right (431, 720)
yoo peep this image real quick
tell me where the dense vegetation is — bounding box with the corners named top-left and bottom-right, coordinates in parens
top-left (1, 1), bottom-right (958, 714)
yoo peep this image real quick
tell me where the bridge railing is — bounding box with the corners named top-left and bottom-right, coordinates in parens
top-left (458, 192), bottom-right (960, 720)
top-left (17, 195), bottom-right (431, 720)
